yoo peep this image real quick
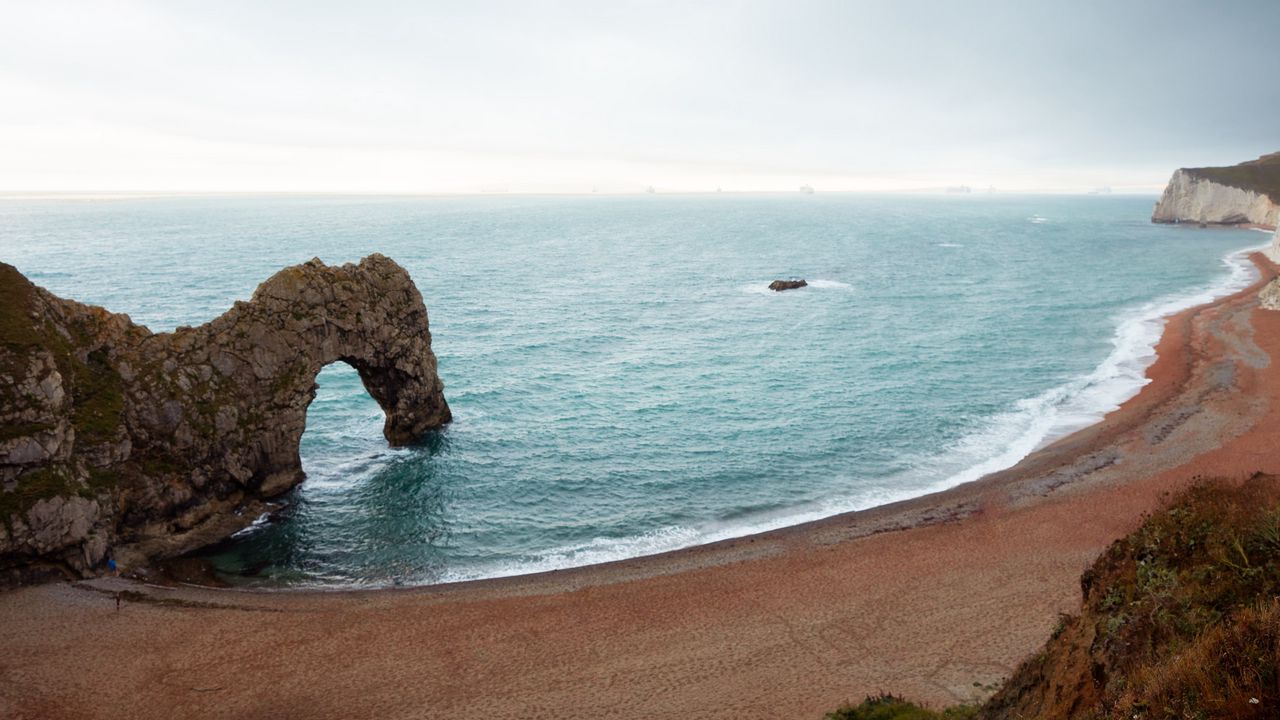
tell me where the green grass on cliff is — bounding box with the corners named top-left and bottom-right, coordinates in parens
top-left (0, 466), bottom-right (86, 523)
top-left (0, 263), bottom-right (125, 520)
top-left (828, 475), bottom-right (1280, 720)
top-left (1185, 152), bottom-right (1280, 205)
top-left (0, 421), bottom-right (54, 444)
top-left (825, 695), bottom-right (978, 720)
top-left (67, 346), bottom-right (125, 442)
top-left (0, 263), bottom-right (41, 350)
top-left (0, 263), bottom-right (124, 444)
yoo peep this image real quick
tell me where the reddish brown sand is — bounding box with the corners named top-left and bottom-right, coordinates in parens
top-left (4, 256), bottom-right (1280, 720)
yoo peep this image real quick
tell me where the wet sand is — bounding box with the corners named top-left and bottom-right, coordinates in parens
top-left (3, 256), bottom-right (1280, 720)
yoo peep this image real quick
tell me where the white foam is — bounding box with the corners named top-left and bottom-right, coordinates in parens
top-left (806, 279), bottom-right (852, 290)
top-left (439, 525), bottom-right (702, 582)
top-left (936, 242), bottom-right (963, 248)
top-left (907, 239), bottom-right (1264, 493)
top-left (739, 283), bottom-right (775, 295)
top-left (436, 241), bottom-right (1266, 585)
top-left (1029, 215), bottom-right (1048, 224)
top-left (230, 511), bottom-right (273, 538)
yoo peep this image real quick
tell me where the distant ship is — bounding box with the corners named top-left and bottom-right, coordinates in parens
top-left (946, 185), bottom-right (972, 194)
top-left (1088, 186), bottom-right (1113, 195)
top-left (799, 185), bottom-right (815, 194)
top-left (646, 185), bottom-right (656, 194)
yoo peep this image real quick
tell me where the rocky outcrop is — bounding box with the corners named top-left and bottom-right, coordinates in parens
top-left (1268, 227), bottom-right (1280, 265)
top-left (0, 254), bottom-right (450, 585)
top-left (768, 279), bottom-right (808, 292)
top-left (1260, 276), bottom-right (1280, 310)
top-left (1152, 153), bottom-right (1280, 228)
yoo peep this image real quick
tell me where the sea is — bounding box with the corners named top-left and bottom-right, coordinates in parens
top-left (0, 193), bottom-right (1265, 587)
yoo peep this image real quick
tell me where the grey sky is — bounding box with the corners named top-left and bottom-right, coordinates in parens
top-left (2, 0), bottom-right (1277, 193)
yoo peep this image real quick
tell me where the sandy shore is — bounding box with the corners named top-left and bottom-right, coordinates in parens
top-left (4, 255), bottom-right (1280, 720)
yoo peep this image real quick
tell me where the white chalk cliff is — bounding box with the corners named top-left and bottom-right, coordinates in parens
top-left (1152, 152), bottom-right (1280, 230)
top-left (1152, 168), bottom-right (1279, 227)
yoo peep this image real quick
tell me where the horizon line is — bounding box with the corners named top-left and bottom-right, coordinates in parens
top-left (0, 188), bottom-right (1164, 200)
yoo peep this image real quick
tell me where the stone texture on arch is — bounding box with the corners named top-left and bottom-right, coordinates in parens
top-left (0, 254), bottom-right (450, 583)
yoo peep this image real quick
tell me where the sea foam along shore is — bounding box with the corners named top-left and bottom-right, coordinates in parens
top-left (437, 239), bottom-right (1269, 584)
top-left (7, 256), bottom-right (1280, 720)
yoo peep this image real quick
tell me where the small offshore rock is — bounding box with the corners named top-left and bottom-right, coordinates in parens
top-left (769, 279), bottom-right (808, 292)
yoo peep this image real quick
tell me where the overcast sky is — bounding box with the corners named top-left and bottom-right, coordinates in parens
top-left (2, 1), bottom-right (1278, 194)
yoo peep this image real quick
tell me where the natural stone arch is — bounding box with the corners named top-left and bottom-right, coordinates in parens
top-left (151, 255), bottom-right (453, 491)
top-left (0, 254), bottom-right (451, 582)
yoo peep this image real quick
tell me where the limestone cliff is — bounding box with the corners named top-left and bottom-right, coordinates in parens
top-left (0, 254), bottom-right (451, 585)
top-left (1152, 153), bottom-right (1280, 227)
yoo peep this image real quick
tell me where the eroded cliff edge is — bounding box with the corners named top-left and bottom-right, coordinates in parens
top-left (1152, 152), bottom-right (1280, 228)
top-left (0, 254), bottom-right (451, 585)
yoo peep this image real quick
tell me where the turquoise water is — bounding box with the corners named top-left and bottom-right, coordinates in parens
top-left (0, 194), bottom-right (1264, 587)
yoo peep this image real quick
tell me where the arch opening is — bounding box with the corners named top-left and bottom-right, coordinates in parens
top-left (193, 361), bottom-right (454, 586)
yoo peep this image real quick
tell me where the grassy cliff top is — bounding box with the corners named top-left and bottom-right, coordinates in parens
top-left (0, 262), bottom-right (41, 348)
top-left (0, 264), bottom-right (126, 522)
top-left (1184, 152), bottom-right (1280, 204)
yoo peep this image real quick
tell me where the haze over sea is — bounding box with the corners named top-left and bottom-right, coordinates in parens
top-left (1, 194), bottom-right (1262, 586)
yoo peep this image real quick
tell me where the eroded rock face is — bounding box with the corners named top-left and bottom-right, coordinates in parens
top-left (0, 254), bottom-right (450, 584)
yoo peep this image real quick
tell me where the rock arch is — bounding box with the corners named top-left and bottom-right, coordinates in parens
top-left (0, 254), bottom-right (451, 583)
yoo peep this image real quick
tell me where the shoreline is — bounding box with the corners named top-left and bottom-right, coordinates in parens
top-left (4, 254), bottom-right (1280, 719)
top-left (173, 238), bottom-right (1268, 591)
top-left (329, 247), bottom-right (1276, 600)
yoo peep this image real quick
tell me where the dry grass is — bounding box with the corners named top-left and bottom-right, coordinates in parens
top-left (824, 694), bottom-right (978, 720)
top-left (851, 476), bottom-right (1280, 720)
top-left (1113, 599), bottom-right (1280, 718)
top-left (980, 475), bottom-right (1280, 719)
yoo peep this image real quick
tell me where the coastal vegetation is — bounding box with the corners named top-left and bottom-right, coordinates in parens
top-left (832, 475), bottom-right (1280, 719)
top-left (0, 264), bottom-right (125, 522)
top-left (1185, 152), bottom-right (1280, 205)
top-left (825, 694), bottom-right (977, 719)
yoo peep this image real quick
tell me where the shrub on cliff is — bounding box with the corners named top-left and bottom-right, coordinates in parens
top-left (825, 694), bottom-right (977, 720)
top-left (829, 475), bottom-right (1280, 720)
top-left (983, 474), bottom-right (1280, 719)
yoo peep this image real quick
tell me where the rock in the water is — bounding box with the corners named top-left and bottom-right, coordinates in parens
top-left (768, 279), bottom-right (808, 292)
top-left (0, 254), bottom-right (451, 585)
